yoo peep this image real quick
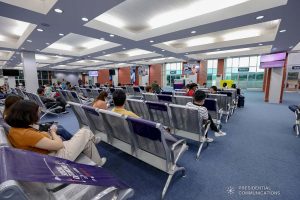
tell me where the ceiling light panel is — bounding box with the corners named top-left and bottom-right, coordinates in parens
top-left (41, 33), bottom-right (120, 56)
top-left (85, 0), bottom-right (286, 41)
top-left (0, 0), bottom-right (58, 14)
top-left (154, 19), bottom-right (280, 53)
top-left (68, 59), bottom-right (111, 66)
top-left (51, 65), bottom-right (83, 69)
top-left (187, 45), bottom-right (272, 59)
top-left (35, 54), bottom-right (71, 64)
top-left (96, 48), bottom-right (161, 62)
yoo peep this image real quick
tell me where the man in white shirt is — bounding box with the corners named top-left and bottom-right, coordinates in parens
top-left (186, 90), bottom-right (226, 142)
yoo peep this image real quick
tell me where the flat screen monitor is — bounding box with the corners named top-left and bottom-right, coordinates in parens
top-left (3, 69), bottom-right (19, 76)
top-left (260, 52), bottom-right (287, 63)
top-left (88, 71), bottom-right (98, 76)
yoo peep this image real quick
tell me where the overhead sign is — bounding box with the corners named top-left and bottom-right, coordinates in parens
top-left (291, 66), bottom-right (300, 70)
top-left (170, 70), bottom-right (177, 74)
top-left (238, 67), bottom-right (249, 72)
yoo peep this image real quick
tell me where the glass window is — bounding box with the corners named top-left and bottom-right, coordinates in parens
top-left (226, 58), bottom-right (232, 68)
top-left (232, 67), bottom-right (238, 73)
top-left (249, 67), bottom-right (256, 72)
top-left (232, 58), bottom-right (239, 67)
top-left (256, 73), bottom-right (264, 80)
top-left (249, 56), bottom-right (258, 66)
top-left (239, 57), bottom-right (249, 67)
top-left (257, 67), bottom-right (264, 72)
top-left (248, 73), bottom-right (256, 81)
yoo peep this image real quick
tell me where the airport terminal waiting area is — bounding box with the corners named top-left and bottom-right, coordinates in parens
top-left (1, 86), bottom-right (300, 200)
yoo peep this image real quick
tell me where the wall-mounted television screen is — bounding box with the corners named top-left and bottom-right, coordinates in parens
top-left (260, 52), bottom-right (287, 63)
top-left (3, 69), bottom-right (19, 76)
top-left (260, 52), bottom-right (287, 68)
top-left (88, 71), bottom-right (98, 76)
top-left (183, 64), bottom-right (200, 75)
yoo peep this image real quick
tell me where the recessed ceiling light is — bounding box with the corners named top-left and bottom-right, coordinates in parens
top-left (272, 47), bottom-right (277, 50)
top-left (46, 42), bottom-right (50, 45)
top-left (87, 55), bottom-right (91, 57)
top-left (279, 29), bottom-right (286, 33)
top-left (37, 28), bottom-right (43, 32)
top-left (256, 16), bottom-right (264, 20)
top-left (54, 8), bottom-right (63, 13)
top-left (36, 49), bottom-right (40, 51)
top-left (289, 46), bottom-right (293, 49)
top-left (103, 51), bottom-right (106, 54)
top-left (223, 29), bottom-right (261, 41)
top-left (191, 31), bottom-right (196, 34)
top-left (81, 17), bottom-right (88, 22)
top-left (26, 39), bottom-right (32, 42)
top-left (150, 40), bottom-right (154, 43)
top-left (21, 47), bottom-right (25, 50)
top-left (217, 49), bottom-right (221, 51)
top-left (185, 53), bottom-right (189, 55)
top-left (100, 38), bottom-right (105, 40)
top-left (59, 33), bottom-right (64, 36)
top-left (123, 47), bottom-right (126, 50)
top-left (109, 34), bottom-right (114, 37)
top-left (258, 43), bottom-right (263, 46)
top-left (161, 49), bottom-right (165, 51)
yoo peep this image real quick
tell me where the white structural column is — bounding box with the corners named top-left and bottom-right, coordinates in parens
top-left (22, 51), bottom-right (39, 93)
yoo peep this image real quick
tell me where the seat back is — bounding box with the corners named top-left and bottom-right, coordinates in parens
top-left (169, 104), bottom-right (203, 134)
top-left (99, 110), bottom-right (134, 145)
top-left (74, 86), bottom-right (81, 94)
top-left (207, 94), bottom-right (228, 112)
top-left (173, 95), bottom-right (193, 105)
top-left (0, 180), bottom-right (29, 200)
top-left (157, 94), bottom-right (173, 103)
top-left (91, 89), bottom-right (101, 99)
top-left (67, 91), bottom-right (82, 104)
top-left (27, 93), bottom-right (47, 110)
top-left (15, 88), bottom-right (26, 99)
top-left (126, 117), bottom-right (169, 160)
top-left (133, 86), bottom-right (142, 96)
top-left (127, 99), bottom-right (149, 120)
top-left (68, 102), bottom-right (90, 128)
top-left (81, 106), bottom-right (108, 141)
top-left (161, 91), bottom-right (173, 95)
top-left (80, 88), bottom-right (89, 98)
top-left (60, 90), bottom-right (70, 102)
top-left (203, 98), bottom-right (218, 119)
top-left (142, 93), bottom-right (158, 102)
top-left (146, 101), bottom-right (172, 127)
top-left (174, 91), bottom-right (186, 96)
top-left (126, 86), bottom-right (135, 96)
top-left (0, 126), bottom-right (9, 146)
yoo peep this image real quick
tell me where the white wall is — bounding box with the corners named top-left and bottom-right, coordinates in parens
top-left (53, 72), bottom-right (80, 86)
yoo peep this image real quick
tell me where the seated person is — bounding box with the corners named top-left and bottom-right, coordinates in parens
top-left (112, 89), bottom-right (139, 118)
top-left (37, 87), bottom-right (67, 113)
top-left (3, 94), bottom-right (73, 140)
top-left (151, 81), bottom-right (161, 94)
top-left (92, 91), bottom-right (108, 110)
top-left (112, 90), bottom-right (177, 142)
top-left (6, 100), bottom-right (106, 166)
top-left (209, 86), bottom-right (218, 94)
top-left (186, 90), bottom-right (226, 142)
top-left (186, 83), bottom-right (198, 96)
top-left (145, 86), bottom-right (153, 93)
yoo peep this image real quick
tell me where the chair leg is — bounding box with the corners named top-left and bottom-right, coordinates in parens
top-left (161, 167), bottom-right (185, 199)
top-left (196, 142), bottom-right (205, 159)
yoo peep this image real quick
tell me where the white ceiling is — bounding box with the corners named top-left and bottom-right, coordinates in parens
top-left (0, 0), bottom-right (298, 71)
top-left (0, 0), bottom-right (58, 14)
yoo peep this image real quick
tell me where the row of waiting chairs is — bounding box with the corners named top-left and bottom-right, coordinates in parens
top-left (0, 125), bottom-right (134, 200)
top-left (68, 102), bottom-right (189, 199)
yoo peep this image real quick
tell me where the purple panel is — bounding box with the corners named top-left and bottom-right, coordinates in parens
top-left (0, 146), bottom-right (129, 188)
top-left (260, 60), bottom-right (285, 68)
top-left (127, 117), bottom-right (161, 141)
top-left (260, 52), bottom-right (287, 63)
top-left (157, 94), bottom-right (173, 102)
top-left (146, 102), bottom-right (168, 111)
top-left (203, 99), bottom-right (217, 111)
